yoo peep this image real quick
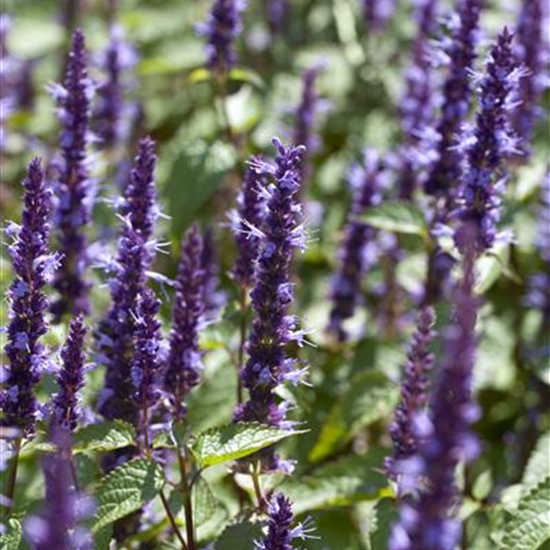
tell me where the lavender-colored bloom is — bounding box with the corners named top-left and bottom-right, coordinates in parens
top-left (424, 0), bottom-right (483, 197)
top-left (455, 29), bottom-right (525, 254)
top-left (164, 225), bottom-right (206, 421)
top-left (201, 228), bottom-right (225, 320)
top-left (1, 159), bottom-right (57, 436)
top-left (386, 306), bottom-right (436, 484)
top-left (234, 139), bottom-right (306, 469)
top-left (266, 0), bottom-right (290, 36)
top-left (255, 493), bottom-right (308, 550)
top-left (197, 0), bottom-right (246, 73)
top-left (50, 29), bottom-right (94, 321)
top-left (231, 162), bottom-right (268, 288)
top-left (98, 137), bottom-right (158, 423)
top-left (52, 314), bottom-right (87, 433)
top-left (361, 0), bottom-right (398, 32)
top-left (390, 236), bottom-right (480, 550)
top-left (327, 150), bottom-right (386, 341)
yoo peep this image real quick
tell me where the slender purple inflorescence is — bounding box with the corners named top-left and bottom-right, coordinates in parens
top-left (98, 137), bottom-right (158, 423)
top-left (197, 0), bottom-right (246, 73)
top-left (327, 150), bottom-right (386, 341)
top-left (266, 0), bottom-right (290, 36)
top-left (455, 28), bottom-right (525, 254)
top-left (50, 29), bottom-right (94, 321)
top-left (234, 139), bottom-right (307, 470)
top-left (424, 0), bottom-right (483, 198)
top-left (52, 315), bottom-right (88, 433)
top-left (231, 162), bottom-right (268, 288)
top-left (255, 493), bottom-right (308, 550)
top-left (386, 306), bottom-right (436, 484)
top-left (164, 225), bottom-right (206, 421)
top-left (361, 0), bottom-right (398, 32)
top-left (1, 159), bottom-right (58, 436)
top-left (390, 235), bottom-right (480, 550)
top-left (201, 228), bottom-right (225, 320)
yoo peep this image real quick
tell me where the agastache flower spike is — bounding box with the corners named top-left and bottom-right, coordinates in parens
top-left (386, 306), bottom-right (436, 485)
top-left (455, 28), bottom-right (526, 254)
top-left (327, 150), bottom-right (386, 341)
top-left (201, 228), bottom-right (225, 320)
top-left (164, 225), bottom-right (206, 421)
top-left (424, 0), bottom-right (483, 197)
top-left (50, 29), bottom-right (94, 320)
top-left (266, 0), bottom-right (290, 36)
top-left (234, 139), bottom-right (306, 470)
top-left (197, 0), bottom-right (247, 74)
top-left (361, 0), bottom-right (398, 32)
top-left (52, 314), bottom-right (88, 433)
top-left (1, 159), bottom-right (57, 436)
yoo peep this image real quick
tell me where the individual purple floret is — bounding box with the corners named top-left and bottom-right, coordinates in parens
top-left (197, 0), bottom-right (247, 74)
top-left (455, 28), bottom-right (526, 254)
top-left (327, 150), bottom-right (386, 341)
top-left (514, 0), bottom-right (547, 157)
top-left (361, 0), bottom-right (398, 32)
top-left (424, 0), bottom-right (483, 198)
top-left (95, 24), bottom-right (138, 149)
top-left (50, 29), bottom-right (94, 321)
top-left (1, 159), bottom-right (58, 437)
top-left (98, 137), bottom-right (158, 423)
top-left (52, 315), bottom-right (88, 433)
top-left (255, 493), bottom-right (308, 550)
top-left (389, 234), bottom-right (480, 550)
top-left (231, 162), bottom-right (268, 288)
top-left (234, 139), bottom-right (307, 469)
top-left (386, 306), bottom-right (436, 485)
top-left (164, 225), bottom-right (206, 421)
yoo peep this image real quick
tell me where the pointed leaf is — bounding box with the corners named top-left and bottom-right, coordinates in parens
top-left (0, 519), bottom-right (22, 550)
top-left (522, 431), bottom-right (550, 495)
top-left (73, 421), bottom-right (137, 454)
top-left (361, 201), bottom-right (428, 237)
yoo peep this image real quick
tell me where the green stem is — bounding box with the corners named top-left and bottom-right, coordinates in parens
top-left (160, 490), bottom-right (188, 550)
top-left (1, 436), bottom-right (22, 520)
top-left (177, 450), bottom-right (196, 550)
top-left (251, 463), bottom-right (267, 512)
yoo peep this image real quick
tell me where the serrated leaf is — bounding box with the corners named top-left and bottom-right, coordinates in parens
top-left (0, 518), bottom-right (22, 550)
top-left (309, 372), bottom-right (399, 462)
top-left (215, 520), bottom-right (263, 550)
top-left (361, 201), bottom-right (428, 237)
top-left (92, 458), bottom-right (165, 532)
top-left (500, 476), bottom-right (550, 550)
top-left (73, 421), bottom-right (136, 454)
top-left (522, 432), bottom-right (550, 495)
top-left (190, 423), bottom-right (305, 468)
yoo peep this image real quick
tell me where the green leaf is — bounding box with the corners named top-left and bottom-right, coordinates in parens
top-left (0, 519), bottom-right (23, 550)
top-left (361, 201), bottom-right (429, 237)
top-left (228, 68), bottom-right (265, 89)
top-left (215, 520), bottom-right (263, 550)
top-left (92, 458), bottom-right (165, 533)
top-left (500, 476), bottom-right (550, 550)
top-left (73, 421), bottom-right (137, 454)
top-left (309, 372), bottom-right (399, 462)
top-left (190, 423), bottom-right (305, 468)
top-left (522, 432), bottom-right (550, 495)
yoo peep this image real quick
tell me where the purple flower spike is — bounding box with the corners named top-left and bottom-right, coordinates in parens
top-left (390, 233), bottom-right (480, 550)
top-left (51, 29), bottom-right (94, 321)
top-left (386, 306), bottom-right (436, 485)
top-left (327, 150), bottom-right (386, 341)
top-left (197, 0), bottom-right (247, 73)
top-left (455, 28), bottom-right (526, 254)
top-left (255, 493), bottom-right (309, 550)
top-left (164, 225), bottom-right (206, 421)
top-left (266, 0), bottom-right (290, 36)
top-left (231, 162), bottom-right (268, 288)
top-left (234, 139), bottom-right (307, 470)
top-left (52, 314), bottom-right (88, 433)
top-left (362, 0), bottom-right (398, 32)
top-left (201, 228), bottom-right (225, 320)
top-left (424, 0), bottom-right (483, 198)
top-left (1, 159), bottom-right (57, 436)
top-left (98, 137), bottom-right (158, 423)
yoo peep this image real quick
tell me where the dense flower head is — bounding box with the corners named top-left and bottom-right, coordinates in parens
top-left (362, 0), bottom-right (398, 32)
top-left (386, 306), bottom-right (436, 485)
top-left (424, 0), bottom-right (483, 197)
top-left (455, 28), bottom-right (526, 253)
top-left (50, 28), bottom-right (94, 321)
top-left (327, 150), bottom-right (387, 341)
top-left (164, 224), bottom-right (207, 421)
top-left (1, 158), bottom-right (58, 436)
top-left (52, 314), bottom-right (88, 433)
top-left (97, 137), bottom-right (158, 423)
top-left (231, 161), bottom-right (268, 288)
top-left (197, 0), bottom-right (246, 73)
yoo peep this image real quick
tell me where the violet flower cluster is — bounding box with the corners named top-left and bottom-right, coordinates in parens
top-left (455, 28), bottom-right (525, 254)
top-left (201, 228), bottom-right (225, 320)
top-left (197, 0), bottom-right (246, 74)
top-left (50, 29), bottom-right (94, 321)
top-left (98, 137), bottom-right (158, 423)
top-left (327, 150), bottom-right (387, 341)
top-left (266, 0), bottom-right (290, 36)
top-left (164, 224), bottom-right (207, 421)
top-left (1, 159), bottom-right (58, 436)
top-left (234, 139), bottom-right (306, 469)
top-left (361, 0), bottom-right (398, 32)
top-left (52, 314), bottom-right (88, 433)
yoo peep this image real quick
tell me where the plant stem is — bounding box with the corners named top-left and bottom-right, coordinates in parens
top-left (251, 463), bottom-right (267, 512)
top-left (160, 490), bottom-right (188, 550)
top-left (215, 71), bottom-right (235, 147)
top-left (2, 437), bottom-right (22, 516)
top-left (177, 451), bottom-right (196, 550)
